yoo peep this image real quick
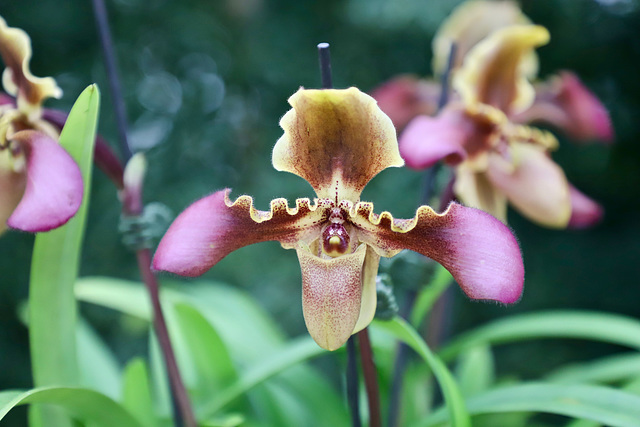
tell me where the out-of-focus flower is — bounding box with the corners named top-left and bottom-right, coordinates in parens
top-left (153, 87), bottom-right (524, 351)
top-left (374, 0), bottom-right (613, 146)
top-left (400, 25), bottom-right (603, 228)
top-left (0, 16), bottom-right (82, 234)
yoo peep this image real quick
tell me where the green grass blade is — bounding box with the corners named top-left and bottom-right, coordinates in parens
top-left (421, 383), bottom-right (640, 427)
top-left (547, 352), bottom-right (640, 385)
top-left (201, 336), bottom-right (326, 417)
top-left (0, 387), bottom-right (141, 426)
top-left (439, 311), bottom-right (640, 362)
top-left (373, 317), bottom-right (471, 427)
top-left (28, 85), bottom-right (100, 426)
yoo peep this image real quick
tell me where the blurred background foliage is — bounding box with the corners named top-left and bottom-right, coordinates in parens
top-left (0, 0), bottom-right (639, 419)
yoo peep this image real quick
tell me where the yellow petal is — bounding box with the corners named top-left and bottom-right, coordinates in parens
top-left (0, 16), bottom-right (61, 119)
top-left (272, 87), bottom-right (404, 202)
top-left (454, 25), bottom-right (549, 114)
top-left (433, 0), bottom-right (533, 75)
top-left (352, 246), bottom-right (380, 334)
top-left (454, 167), bottom-right (508, 223)
top-left (0, 146), bottom-right (26, 234)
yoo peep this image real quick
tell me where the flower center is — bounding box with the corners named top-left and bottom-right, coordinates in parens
top-left (321, 208), bottom-right (351, 257)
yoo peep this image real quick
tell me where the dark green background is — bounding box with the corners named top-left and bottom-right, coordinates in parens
top-left (0, 0), bottom-right (638, 423)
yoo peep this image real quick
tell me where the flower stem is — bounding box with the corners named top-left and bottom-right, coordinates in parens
top-left (346, 335), bottom-right (362, 427)
top-left (91, 1), bottom-right (196, 425)
top-left (91, 0), bottom-right (132, 161)
top-left (358, 328), bottom-right (381, 427)
top-left (136, 249), bottom-right (198, 427)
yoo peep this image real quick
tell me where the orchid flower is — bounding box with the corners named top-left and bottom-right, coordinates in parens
top-left (373, 0), bottom-right (613, 145)
top-left (0, 16), bottom-right (82, 234)
top-left (153, 87), bottom-right (524, 351)
top-left (399, 25), bottom-right (602, 228)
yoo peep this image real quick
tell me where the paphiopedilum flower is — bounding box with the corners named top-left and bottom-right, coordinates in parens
top-left (374, 0), bottom-right (613, 146)
top-left (0, 16), bottom-right (82, 234)
top-left (153, 87), bottom-right (524, 350)
top-left (399, 25), bottom-right (603, 228)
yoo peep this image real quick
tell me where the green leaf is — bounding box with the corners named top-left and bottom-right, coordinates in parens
top-left (29, 85), bottom-right (100, 427)
top-left (0, 387), bottom-right (141, 427)
top-left (201, 336), bottom-right (326, 417)
top-left (439, 311), bottom-right (640, 362)
top-left (77, 318), bottom-right (122, 399)
top-left (372, 317), bottom-right (471, 427)
top-left (410, 265), bottom-right (453, 328)
top-left (421, 383), bottom-right (640, 427)
top-left (547, 352), bottom-right (640, 385)
top-left (455, 345), bottom-right (495, 397)
top-left (122, 358), bottom-right (158, 427)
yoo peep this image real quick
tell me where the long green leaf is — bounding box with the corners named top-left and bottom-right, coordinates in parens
top-left (439, 311), bottom-right (640, 362)
top-left (0, 387), bottom-right (141, 427)
top-left (547, 352), bottom-right (640, 385)
top-left (122, 359), bottom-right (158, 427)
top-left (201, 336), bottom-right (326, 417)
top-left (421, 383), bottom-right (640, 427)
top-left (373, 317), bottom-right (471, 427)
top-left (29, 85), bottom-right (100, 426)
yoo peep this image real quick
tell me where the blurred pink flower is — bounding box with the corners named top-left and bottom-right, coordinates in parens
top-left (0, 16), bottom-right (83, 234)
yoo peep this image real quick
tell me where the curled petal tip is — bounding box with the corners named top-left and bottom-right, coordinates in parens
top-left (0, 17), bottom-right (62, 108)
top-left (6, 131), bottom-right (83, 232)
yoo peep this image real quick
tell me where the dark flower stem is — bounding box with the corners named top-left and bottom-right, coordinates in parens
top-left (358, 328), bottom-right (381, 427)
top-left (318, 43), bottom-right (333, 89)
top-left (91, 0), bottom-right (132, 161)
top-left (346, 336), bottom-right (362, 427)
top-left (91, 1), bottom-right (196, 426)
top-left (387, 42), bottom-right (458, 427)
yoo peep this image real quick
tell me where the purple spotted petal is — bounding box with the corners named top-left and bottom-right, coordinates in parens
top-left (568, 185), bottom-right (603, 229)
top-left (399, 113), bottom-right (468, 169)
top-left (153, 189), bottom-right (325, 276)
top-left (7, 130), bottom-right (83, 232)
top-left (351, 201), bottom-right (524, 304)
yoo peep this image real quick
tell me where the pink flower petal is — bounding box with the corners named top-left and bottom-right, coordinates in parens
top-left (7, 130), bottom-right (83, 232)
top-left (153, 189), bottom-right (325, 277)
top-left (297, 244), bottom-right (368, 351)
top-left (486, 143), bottom-right (571, 228)
top-left (399, 113), bottom-right (468, 169)
top-left (370, 75), bottom-right (440, 131)
top-left (0, 147), bottom-right (26, 234)
top-left (516, 72), bottom-right (614, 143)
top-left (568, 185), bottom-right (603, 229)
top-left (351, 201), bottom-right (524, 304)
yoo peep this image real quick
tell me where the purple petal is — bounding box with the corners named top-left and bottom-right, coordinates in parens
top-left (399, 113), bottom-right (468, 169)
top-left (153, 189), bottom-right (324, 277)
top-left (7, 130), bottom-right (83, 232)
top-left (568, 185), bottom-right (603, 229)
top-left (351, 201), bottom-right (524, 304)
